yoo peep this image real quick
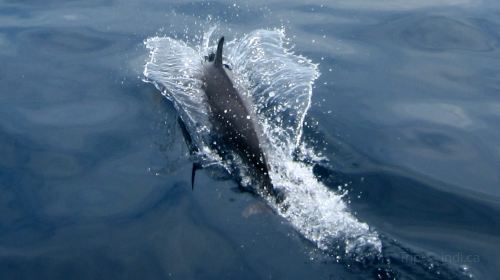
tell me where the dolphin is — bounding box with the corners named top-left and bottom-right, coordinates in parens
top-left (192, 36), bottom-right (275, 197)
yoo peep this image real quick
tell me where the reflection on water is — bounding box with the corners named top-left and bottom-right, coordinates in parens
top-left (1, 0), bottom-right (500, 279)
top-left (393, 103), bottom-right (474, 128)
top-left (399, 16), bottom-right (494, 52)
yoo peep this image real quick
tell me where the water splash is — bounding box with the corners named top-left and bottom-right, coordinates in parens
top-left (143, 28), bottom-right (381, 257)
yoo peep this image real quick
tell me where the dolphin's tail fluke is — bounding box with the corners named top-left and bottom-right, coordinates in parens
top-left (214, 36), bottom-right (224, 68)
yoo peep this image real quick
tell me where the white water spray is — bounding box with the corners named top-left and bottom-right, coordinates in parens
top-left (143, 28), bottom-right (381, 256)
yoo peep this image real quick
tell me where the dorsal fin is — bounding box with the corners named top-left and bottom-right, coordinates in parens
top-left (214, 36), bottom-right (224, 68)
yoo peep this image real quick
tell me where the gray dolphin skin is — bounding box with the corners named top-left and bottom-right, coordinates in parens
top-left (201, 36), bottom-right (275, 197)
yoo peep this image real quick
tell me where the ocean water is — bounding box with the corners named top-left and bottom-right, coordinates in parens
top-left (1, 0), bottom-right (500, 279)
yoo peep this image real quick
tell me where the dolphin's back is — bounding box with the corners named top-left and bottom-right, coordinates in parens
top-left (203, 38), bottom-right (273, 195)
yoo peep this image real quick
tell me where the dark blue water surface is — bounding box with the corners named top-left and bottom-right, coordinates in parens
top-left (1, 0), bottom-right (500, 279)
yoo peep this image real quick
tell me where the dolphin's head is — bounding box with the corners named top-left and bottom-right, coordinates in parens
top-left (202, 36), bottom-right (235, 95)
top-left (205, 37), bottom-right (232, 70)
top-left (206, 52), bottom-right (215, 62)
